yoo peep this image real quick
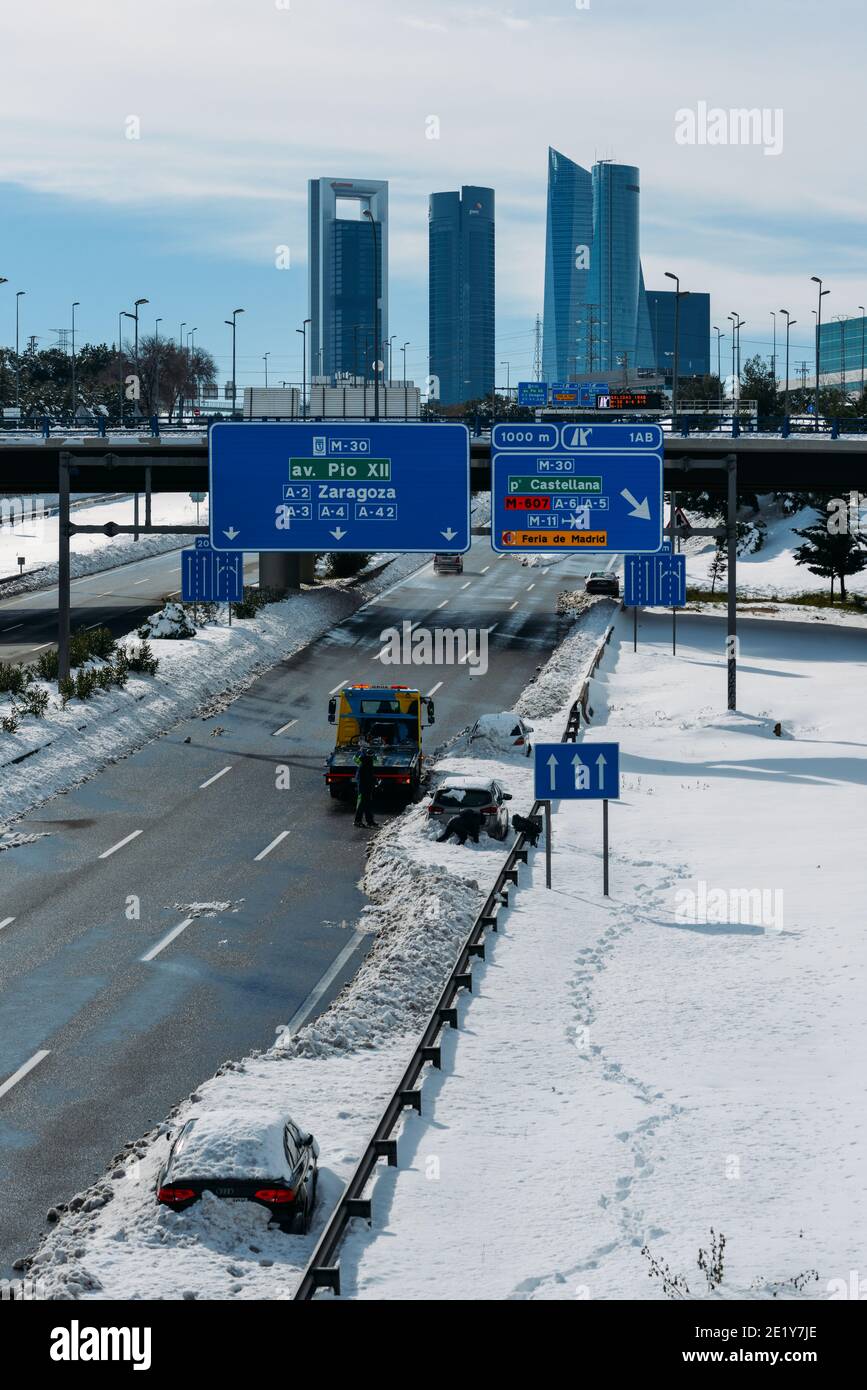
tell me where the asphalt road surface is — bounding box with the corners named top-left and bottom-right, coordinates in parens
top-left (0, 541), bottom-right (604, 1276)
top-left (0, 546), bottom-right (261, 667)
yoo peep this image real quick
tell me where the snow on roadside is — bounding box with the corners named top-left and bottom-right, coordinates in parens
top-left (0, 494), bottom-right (208, 596)
top-left (20, 598), bottom-right (614, 1299)
top-left (0, 554), bottom-right (431, 828)
top-left (339, 610), bottom-right (867, 1301)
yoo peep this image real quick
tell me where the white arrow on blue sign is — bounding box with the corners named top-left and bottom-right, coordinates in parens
top-left (625, 551), bottom-right (687, 607)
top-left (209, 422), bottom-right (469, 553)
top-left (534, 742), bottom-right (620, 801)
top-left (181, 537), bottom-right (244, 603)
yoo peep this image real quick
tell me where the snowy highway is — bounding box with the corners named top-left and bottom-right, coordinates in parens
top-left (0, 540), bottom-right (598, 1278)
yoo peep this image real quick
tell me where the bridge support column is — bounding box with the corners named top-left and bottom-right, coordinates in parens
top-left (258, 552), bottom-right (301, 595)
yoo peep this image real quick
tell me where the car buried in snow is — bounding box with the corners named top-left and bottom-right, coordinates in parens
top-left (427, 775), bottom-right (512, 840)
top-left (156, 1109), bottom-right (319, 1233)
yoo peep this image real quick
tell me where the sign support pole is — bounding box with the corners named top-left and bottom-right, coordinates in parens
top-left (57, 452), bottom-right (71, 687)
top-left (633, 605), bottom-right (638, 652)
top-left (544, 800), bottom-right (552, 890)
top-left (603, 798), bottom-right (609, 897)
top-left (726, 455), bottom-right (738, 710)
top-left (671, 487), bottom-right (677, 655)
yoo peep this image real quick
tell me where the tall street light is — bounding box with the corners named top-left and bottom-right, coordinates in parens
top-left (225, 308), bottom-right (244, 416)
top-left (771, 311), bottom-right (777, 389)
top-left (71, 301), bottom-right (80, 421)
top-left (154, 317), bottom-right (162, 419)
top-left (729, 312), bottom-right (744, 405)
top-left (297, 317), bottom-right (311, 419)
top-left (263, 352), bottom-right (270, 387)
top-left (132, 298), bottom-right (148, 414)
top-left (402, 340), bottom-right (410, 387)
top-left (188, 328), bottom-right (198, 411)
top-left (15, 290), bottom-right (25, 409)
top-left (362, 208), bottom-right (380, 422)
top-left (713, 326), bottom-right (724, 403)
top-left (120, 309), bottom-right (135, 424)
top-left (665, 272), bottom-right (689, 426)
top-left (387, 334), bottom-right (396, 385)
top-left (810, 276), bottom-right (829, 429)
top-left (779, 309), bottom-right (796, 418)
top-left (500, 360), bottom-right (511, 396)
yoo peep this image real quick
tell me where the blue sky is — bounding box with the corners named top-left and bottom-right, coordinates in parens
top-left (2, 0), bottom-right (865, 391)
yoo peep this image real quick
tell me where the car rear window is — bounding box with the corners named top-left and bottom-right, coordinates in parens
top-left (436, 787), bottom-right (492, 809)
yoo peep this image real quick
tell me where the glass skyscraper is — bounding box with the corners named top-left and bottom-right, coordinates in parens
top-left (542, 149), bottom-right (655, 383)
top-left (308, 177), bottom-right (388, 381)
top-left (646, 290), bottom-right (711, 377)
top-left (429, 186), bottom-right (495, 405)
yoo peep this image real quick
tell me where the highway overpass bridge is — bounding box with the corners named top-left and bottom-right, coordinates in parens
top-left (1, 432), bottom-right (866, 497)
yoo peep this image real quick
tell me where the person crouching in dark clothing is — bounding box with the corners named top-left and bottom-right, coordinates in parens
top-left (437, 806), bottom-right (483, 845)
top-left (353, 745), bottom-right (379, 827)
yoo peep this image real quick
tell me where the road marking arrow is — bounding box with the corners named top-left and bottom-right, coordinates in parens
top-left (620, 489), bottom-right (651, 520)
top-left (440, 527), bottom-right (458, 541)
top-left (547, 753), bottom-right (558, 791)
top-left (223, 526), bottom-right (240, 540)
top-left (330, 527), bottom-right (347, 540)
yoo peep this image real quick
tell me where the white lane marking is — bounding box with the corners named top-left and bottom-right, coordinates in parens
top-left (272, 719), bottom-right (297, 736)
top-left (98, 829), bottom-right (143, 860)
top-left (460, 581), bottom-right (471, 589)
top-left (436, 599), bottom-right (449, 609)
top-left (498, 554), bottom-right (507, 560)
top-left (85, 621), bottom-right (103, 630)
top-left (480, 565), bottom-right (490, 574)
top-left (459, 623), bottom-right (497, 661)
top-left (509, 601), bottom-right (519, 610)
top-left (133, 578), bottom-right (150, 585)
top-left (282, 928), bottom-right (368, 1037)
top-left (372, 618), bottom-right (420, 659)
top-left (426, 681), bottom-right (443, 696)
top-left (1, 623), bottom-right (23, 632)
top-left (254, 830), bottom-right (290, 862)
top-left (527, 583), bottom-right (536, 591)
top-left (199, 766), bottom-right (232, 789)
top-left (0, 1050), bottom-right (50, 1100)
top-left (26, 643), bottom-right (52, 653)
top-left (141, 918), bottom-right (194, 963)
top-left (329, 680), bottom-right (348, 696)
top-left (357, 560), bottom-right (435, 610)
top-left (0, 917), bottom-right (15, 931)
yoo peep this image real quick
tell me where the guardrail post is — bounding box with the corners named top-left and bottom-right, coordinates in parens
top-left (374, 1138), bottom-right (398, 1166)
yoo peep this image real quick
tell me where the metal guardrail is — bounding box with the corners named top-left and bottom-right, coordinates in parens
top-left (294, 616), bottom-right (617, 1300)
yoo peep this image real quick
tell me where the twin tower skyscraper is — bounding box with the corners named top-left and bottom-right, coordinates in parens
top-left (308, 149), bottom-right (657, 408)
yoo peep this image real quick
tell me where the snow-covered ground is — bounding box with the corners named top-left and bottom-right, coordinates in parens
top-left (337, 610), bottom-right (867, 1300)
top-left (684, 501), bottom-right (867, 601)
top-left (0, 493), bottom-right (208, 594)
top-left (0, 550), bottom-right (430, 828)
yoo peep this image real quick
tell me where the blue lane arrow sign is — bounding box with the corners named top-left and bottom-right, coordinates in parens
top-left (181, 537), bottom-right (244, 603)
top-left (625, 551), bottom-right (687, 607)
top-left (534, 741), bottom-right (620, 801)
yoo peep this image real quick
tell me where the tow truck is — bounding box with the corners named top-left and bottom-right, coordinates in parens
top-left (324, 684), bottom-right (435, 804)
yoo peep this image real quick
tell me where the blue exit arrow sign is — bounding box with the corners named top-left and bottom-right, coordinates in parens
top-left (533, 742), bottom-right (620, 801)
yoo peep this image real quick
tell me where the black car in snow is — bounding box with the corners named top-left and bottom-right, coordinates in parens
top-left (157, 1109), bottom-right (319, 1232)
top-left (584, 570), bottom-right (620, 597)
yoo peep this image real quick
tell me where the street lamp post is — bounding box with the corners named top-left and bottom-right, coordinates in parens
top-left (297, 318), bottom-right (310, 419)
top-left (810, 276), bottom-right (829, 429)
top-left (779, 310), bottom-right (796, 418)
top-left (119, 309), bottom-right (135, 425)
top-left (362, 209), bottom-right (380, 422)
top-left (133, 298), bottom-right (148, 415)
top-left (402, 340), bottom-right (410, 386)
top-left (500, 360), bottom-right (510, 397)
top-left (154, 318), bottom-right (162, 419)
top-left (187, 328), bottom-right (198, 412)
top-left (15, 290), bottom-right (25, 409)
top-left (178, 323), bottom-right (186, 423)
top-left (665, 272), bottom-right (688, 427)
top-left (771, 311), bottom-right (776, 390)
top-left (713, 326), bottom-right (724, 404)
top-left (224, 308), bottom-right (244, 416)
top-left (71, 301), bottom-right (80, 422)
top-left (263, 352), bottom-right (270, 387)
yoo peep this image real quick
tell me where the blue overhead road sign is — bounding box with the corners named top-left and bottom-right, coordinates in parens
top-left (491, 421), bottom-right (664, 554)
top-left (181, 537), bottom-right (244, 603)
top-left (625, 551), bottom-right (687, 607)
top-left (534, 742), bottom-right (620, 801)
top-left (209, 422), bottom-right (470, 553)
top-left (517, 382), bottom-right (549, 407)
